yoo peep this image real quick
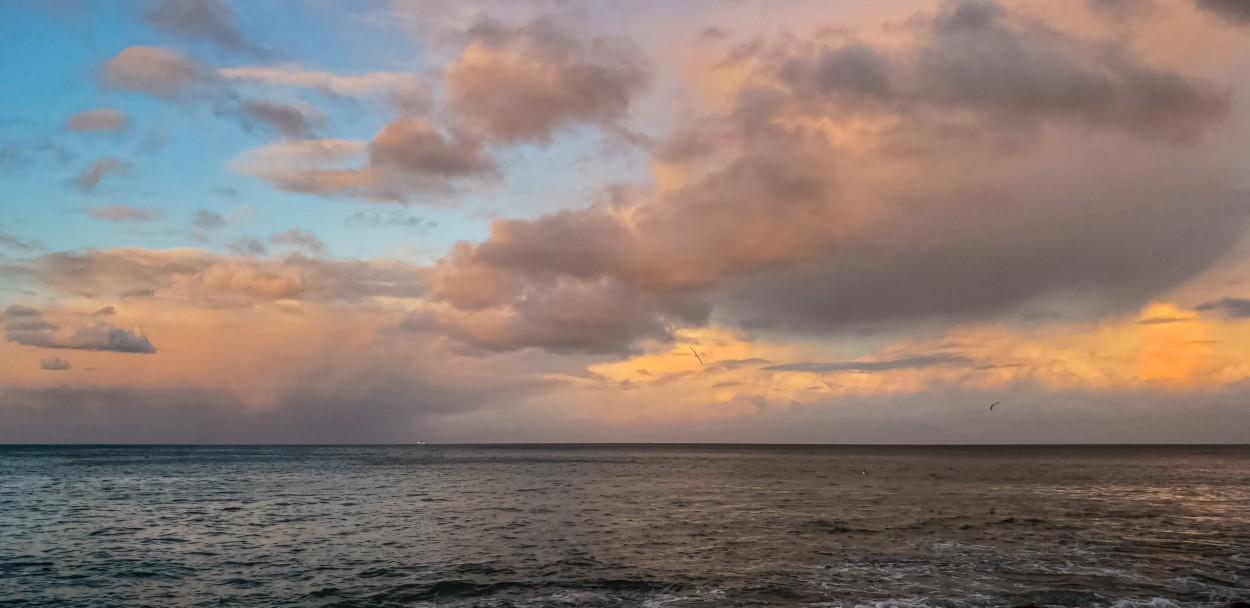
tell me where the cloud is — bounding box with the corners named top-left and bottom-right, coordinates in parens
top-left (772, 0), bottom-right (1229, 142)
top-left (0, 141), bottom-right (73, 173)
top-left (418, 126), bottom-right (851, 352)
top-left (762, 354), bottom-right (974, 374)
top-left (144, 0), bottom-right (265, 56)
top-left (1135, 316), bottom-right (1191, 325)
top-left (369, 117), bottom-right (493, 177)
top-left (343, 209), bottom-right (436, 231)
top-left (444, 17), bottom-right (650, 143)
top-left (40, 358), bottom-right (71, 371)
top-left (226, 237), bottom-right (266, 256)
top-left (269, 228), bottom-right (326, 254)
top-left (64, 108), bottom-right (129, 132)
top-left (4, 305), bottom-right (155, 354)
top-left (218, 66), bottom-right (428, 101)
top-left (1197, 0), bottom-right (1250, 25)
top-left (87, 205), bottom-right (164, 222)
top-left (408, 277), bottom-right (710, 354)
top-left (193, 208), bottom-right (228, 230)
top-left (408, 0), bottom-right (1246, 354)
top-left (74, 157), bottom-right (132, 192)
top-left (232, 119), bottom-right (494, 202)
top-left (0, 233), bottom-right (44, 252)
top-left (1196, 297), bottom-right (1250, 318)
top-left (239, 99), bottom-right (325, 139)
top-left (4, 247), bottom-right (426, 308)
top-left (120, 287), bottom-right (157, 299)
top-left (99, 46), bottom-right (215, 99)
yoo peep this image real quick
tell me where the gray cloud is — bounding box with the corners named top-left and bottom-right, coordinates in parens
top-left (193, 208), bottom-right (228, 230)
top-left (74, 157), bottom-right (132, 192)
top-left (99, 46), bottom-right (215, 99)
top-left (445, 17), bottom-right (651, 143)
top-left (413, 1), bottom-right (1244, 353)
top-left (1136, 316), bottom-right (1191, 325)
top-left (409, 277), bottom-right (710, 355)
top-left (240, 99), bottom-right (324, 139)
top-left (1196, 297), bottom-right (1250, 318)
top-left (269, 228), bottom-right (326, 255)
top-left (0, 233), bottom-right (44, 252)
top-left (4, 305), bottom-right (155, 354)
top-left (369, 117), bottom-right (493, 178)
top-left (144, 0), bottom-right (265, 56)
top-left (120, 287), bottom-right (157, 299)
top-left (87, 205), bottom-right (164, 222)
top-left (776, 0), bottom-right (1229, 142)
top-left (234, 120), bottom-right (494, 202)
top-left (763, 354), bottom-right (974, 374)
top-left (1197, 0), bottom-right (1250, 25)
top-left (3, 249), bottom-right (426, 308)
top-left (343, 209), bottom-right (436, 231)
top-left (419, 125), bottom-right (858, 353)
top-left (226, 237), bottom-right (266, 256)
top-left (65, 108), bottom-right (129, 132)
top-left (40, 358), bottom-right (71, 371)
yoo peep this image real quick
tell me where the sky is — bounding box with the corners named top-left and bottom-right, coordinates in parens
top-left (3, 0), bottom-right (1250, 444)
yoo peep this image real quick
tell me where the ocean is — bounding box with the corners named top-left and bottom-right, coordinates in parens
top-left (1, 445), bottom-right (1247, 608)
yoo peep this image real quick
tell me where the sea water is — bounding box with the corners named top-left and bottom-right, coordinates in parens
top-left (1, 445), bottom-right (1248, 607)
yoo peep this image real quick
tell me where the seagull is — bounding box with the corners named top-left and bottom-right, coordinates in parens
top-left (989, 401), bottom-right (1000, 411)
top-left (689, 347), bottom-right (705, 366)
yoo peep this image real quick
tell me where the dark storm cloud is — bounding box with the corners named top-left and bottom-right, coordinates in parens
top-left (144, 0), bottom-right (267, 57)
top-left (1197, 0), bottom-right (1250, 25)
top-left (763, 354), bottom-right (974, 374)
top-left (4, 305), bottom-right (155, 354)
top-left (1196, 297), bottom-right (1250, 318)
top-left (74, 157), bottom-right (132, 192)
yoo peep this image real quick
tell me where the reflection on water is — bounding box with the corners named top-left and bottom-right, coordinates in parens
top-left (1, 445), bottom-right (1248, 607)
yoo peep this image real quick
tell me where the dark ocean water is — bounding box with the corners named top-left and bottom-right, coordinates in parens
top-left (1, 445), bottom-right (1248, 608)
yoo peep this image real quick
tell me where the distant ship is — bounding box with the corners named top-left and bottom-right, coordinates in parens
top-left (415, 441), bottom-right (428, 445)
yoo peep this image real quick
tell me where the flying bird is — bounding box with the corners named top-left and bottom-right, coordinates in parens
top-left (689, 347), bottom-right (704, 366)
top-left (989, 401), bottom-right (1000, 411)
